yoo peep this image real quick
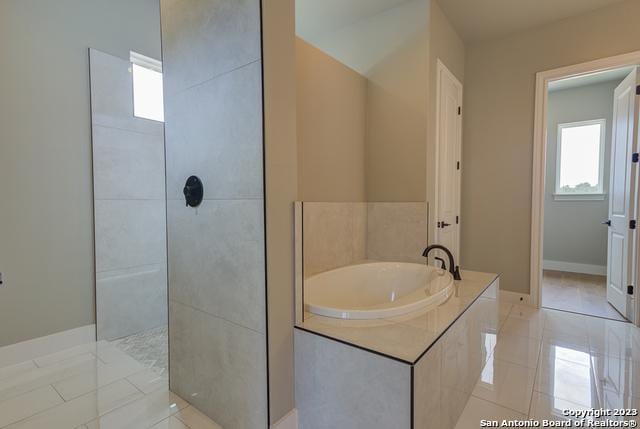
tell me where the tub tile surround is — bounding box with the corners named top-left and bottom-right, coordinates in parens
top-left (302, 202), bottom-right (367, 277)
top-left (297, 275), bottom-right (640, 428)
top-left (301, 201), bottom-right (427, 277)
top-left (161, 0), bottom-right (268, 426)
top-left (367, 202), bottom-right (427, 264)
top-left (295, 330), bottom-right (412, 429)
top-left (295, 272), bottom-right (500, 428)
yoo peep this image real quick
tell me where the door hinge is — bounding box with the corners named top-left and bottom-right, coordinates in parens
top-left (636, 85), bottom-right (640, 96)
top-left (458, 106), bottom-right (461, 115)
top-left (633, 153), bottom-right (639, 163)
top-left (631, 220), bottom-right (637, 230)
top-left (456, 216), bottom-right (459, 224)
top-left (628, 285), bottom-right (634, 295)
top-left (456, 161), bottom-right (460, 170)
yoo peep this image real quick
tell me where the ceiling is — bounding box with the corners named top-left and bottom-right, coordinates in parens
top-left (296, 0), bottom-right (428, 76)
top-left (295, 0), bottom-right (411, 40)
top-left (437, 0), bottom-right (629, 43)
top-left (548, 66), bottom-right (633, 92)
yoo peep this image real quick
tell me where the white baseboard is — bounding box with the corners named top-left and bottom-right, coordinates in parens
top-left (0, 324), bottom-right (96, 368)
top-left (500, 290), bottom-right (534, 307)
top-left (272, 409), bottom-right (298, 429)
top-left (543, 260), bottom-right (606, 276)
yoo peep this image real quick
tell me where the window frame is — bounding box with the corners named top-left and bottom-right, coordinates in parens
top-left (554, 118), bottom-right (607, 201)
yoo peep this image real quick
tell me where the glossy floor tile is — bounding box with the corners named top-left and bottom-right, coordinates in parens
top-left (0, 341), bottom-right (220, 429)
top-left (542, 270), bottom-right (626, 321)
top-left (454, 305), bottom-right (639, 428)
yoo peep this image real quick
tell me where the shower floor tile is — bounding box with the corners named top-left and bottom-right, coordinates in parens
top-left (110, 325), bottom-right (168, 373)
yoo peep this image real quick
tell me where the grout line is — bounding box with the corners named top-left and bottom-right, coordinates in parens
top-left (165, 196), bottom-right (264, 202)
top-left (124, 376), bottom-right (147, 396)
top-left (169, 298), bottom-right (266, 336)
top-left (49, 383), bottom-right (66, 403)
top-left (174, 407), bottom-right (197, 429)
top-left (92, 122), bottom-right (164, 137)
top-left (165, 58), bottom-right (261, 97)
top-left (527, 342), bottom-right (543, 418)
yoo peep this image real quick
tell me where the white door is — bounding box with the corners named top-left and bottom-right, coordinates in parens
top-left (435, 60), bottom-right (463, 262)
top-left (606, 67), bottom-right (639, 318)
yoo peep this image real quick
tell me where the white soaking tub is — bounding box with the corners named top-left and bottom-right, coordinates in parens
top-left (304, 262), bottom-right (454, 320)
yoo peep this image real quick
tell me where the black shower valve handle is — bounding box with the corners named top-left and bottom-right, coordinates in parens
top-left (183, 176), bottom-right (204, 208)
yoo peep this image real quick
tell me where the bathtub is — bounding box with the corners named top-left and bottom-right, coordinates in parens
top-left (304, 262), bottom-right (455, 320)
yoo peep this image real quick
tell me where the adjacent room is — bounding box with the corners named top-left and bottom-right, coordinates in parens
top-left (542, 68), bottom-right (632, 321)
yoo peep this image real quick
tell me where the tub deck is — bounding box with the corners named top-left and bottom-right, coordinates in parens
top-left (296, 269), bottom-right (499, 364)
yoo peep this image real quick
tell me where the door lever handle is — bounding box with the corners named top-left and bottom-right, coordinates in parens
top-left (602, 220), bottom-right (612, 226)
top-left (440, 221), bottom-right (451, 228)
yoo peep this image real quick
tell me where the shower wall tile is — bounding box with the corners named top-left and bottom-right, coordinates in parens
top-left (162, 0), bottom-right (267, 426)
top-left (367, 202), bottom-right (427, 263)
top-left (89, 49), bottom-right (164, 136)
top-left (92, 125), bottom-right (165, 200)
top-left (164, 61), bottom-right (264, 201)
top-left (90, 49), bottom-right (168, 342)
top-left (94, 199), bottom-right (166, 273)
top-left (167, 199), bottom-right (265, 333)
top-left (302, 202), bottom-right (367, 277)
top-left (295, 329), bottom-right (411, 429)
top-left (160, 0), bottom-right (261, 96)
top-left (169, 300), bottom-right (267, 429)
top-left (96, 264), bottom-right (167, 341)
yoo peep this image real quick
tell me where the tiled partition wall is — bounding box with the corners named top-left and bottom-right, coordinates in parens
top-left (295, 280), bottom-right (500, 429)
top-left (301, 202), bottom-right (427, 277)
top-left (90, 49), bottom-right (168, 341)
top-left (161, 1), bottom-right (268, 428)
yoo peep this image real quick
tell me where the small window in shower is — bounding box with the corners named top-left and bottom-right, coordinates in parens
top-left (130, 51), bottom-right (164, 122)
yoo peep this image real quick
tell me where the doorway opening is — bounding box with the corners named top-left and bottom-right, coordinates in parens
top-left (531, 52), bottom-right (640, 325)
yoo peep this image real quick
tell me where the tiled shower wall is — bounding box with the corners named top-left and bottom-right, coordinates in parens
top-left (302, 202), bottom-right (427, 277)
top-left (90, 49), bottom-right (167, 341)
top-left (161, 0), bottom-right (268, 428)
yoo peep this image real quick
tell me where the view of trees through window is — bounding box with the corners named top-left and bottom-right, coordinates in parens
top-left (556, 121), bottom-right (604, 194)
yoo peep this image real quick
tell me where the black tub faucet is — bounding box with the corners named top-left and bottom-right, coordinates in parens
top-left (422, 244), bottom-right (462, 280)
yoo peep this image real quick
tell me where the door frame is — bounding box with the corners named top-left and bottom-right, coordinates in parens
top-left (530, 50), bottom-right (640, 325)
top-left (434, 59), bottom-right (463, 262)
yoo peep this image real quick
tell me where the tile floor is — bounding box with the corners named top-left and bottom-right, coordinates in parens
top-left (2, 304), bottom-right (638, 429)
top-left (542, 270), bottom-right (626, 321)
top-left (0, 340), bottom-right (221, 429)
top-left (454, 304), bottom-right (640, 428)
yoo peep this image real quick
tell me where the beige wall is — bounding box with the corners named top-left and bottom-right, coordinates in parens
top-left (296, 38), bottom-right (367, 202)
top-left (0, 0), bottom-right (161, 347)
top-left (462, 0), bottom-right (640, 294)
top-left (365, 25), bottom-right (430, 202)
top-left (426, 1), bottom-right (465, 242)
top-left (263, 0), bottom-right (297, 423)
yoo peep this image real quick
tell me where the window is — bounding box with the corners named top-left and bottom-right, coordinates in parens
top-left (554, 119), bottom-right (606, 200)
top-left (130, 51), bottom-right (164, 122)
